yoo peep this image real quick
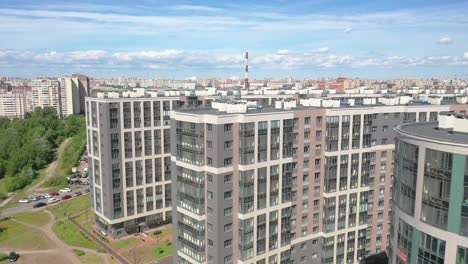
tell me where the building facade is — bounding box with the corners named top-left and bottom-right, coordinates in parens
top-left (29, 76), bottom-right (89, 118)
top-left (85, 94), bottom-right (182, 237)
top-left (171, 100), bottom-right (468, 264)
top-left (0, 92), bottom-right (26, 119)
top-left (390, 112), bottom-right (468, 264)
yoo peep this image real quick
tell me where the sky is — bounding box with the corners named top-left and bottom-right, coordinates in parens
top-left (0, 0), bottom-right (468, 79)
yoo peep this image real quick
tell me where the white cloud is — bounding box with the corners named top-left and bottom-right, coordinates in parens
top-left (344, 26), bottom-right (353, 33)
top-left (312, 47), bottom-right (330, 53)
top-left (276, 49), bottom-right (289, 55)
top-left (170, 5), bottom-right (223, 12)
top-left (437, 37), bottom-right (453, 44)
top-left (1, 49), bottom-right (468, 75)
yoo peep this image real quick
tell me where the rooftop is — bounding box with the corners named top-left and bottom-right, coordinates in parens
top-left (396, 120), bottom-right (468, 146)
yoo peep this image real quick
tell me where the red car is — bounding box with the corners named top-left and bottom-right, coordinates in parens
top-left (61, 195), bottom-right (72, 200)
top-left (50, 192), bottom-right (60, 197)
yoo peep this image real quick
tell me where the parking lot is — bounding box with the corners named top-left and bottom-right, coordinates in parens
top-left (0, 155), bottom-right (90, 218)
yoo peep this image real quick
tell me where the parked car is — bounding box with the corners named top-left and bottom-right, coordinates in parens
top-left (33, 202), bottom-right (47, 208)
top-left (50, 192), bottom-right (60, 196)
top-left (84, 189), bottom-right (90, 193)
top-left (59, 188), bottom-right (71, 193)
top-left (47, 198), bottom-right (60, 204)
top-left (43, 193), bottom-right (51, 199)
top-left (9, 251), bottom-right (18, 262)
top-left (73, 191), bottom-right (83, 197)
top-left (18, 198), bottom-right (30, 203)
top-left (80, 181), bottom-right (89, 185)
top-left (30, 196), bottom-right (43, 201)
top-left (61, 195), bottom-right (72, 200)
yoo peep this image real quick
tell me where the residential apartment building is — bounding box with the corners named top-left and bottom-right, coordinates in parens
top-left (30, 79), bottom-right (61, 113)
top-left (28, 76), bottom-right (89, 118)
top-left (170, 99), bottom-right (468, 264)
top-left (85, 91), bottom-right (213, 238)
top-left (0, 92), bottom-right (26, 119)
top-left (390, 112), bottom-right (468, 264)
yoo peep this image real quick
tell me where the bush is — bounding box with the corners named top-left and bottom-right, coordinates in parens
top-left (73, 249), bottom-right (85, 256)
top-left (43, 176), bottom-right (68, 188)
top-left (5, 171), bottom-right (34, 192)
top-left (0, 192), bottom-right (6, 200)
top-left (0, 253), bottom-right (8, 261)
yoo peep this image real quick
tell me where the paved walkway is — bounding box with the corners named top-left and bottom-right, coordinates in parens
top-left (10, 210), bottom-right (81, 264)
top-left (69, 216), bottom-right (129, 264)
top-left (116, 234), bottom-right (172, 254)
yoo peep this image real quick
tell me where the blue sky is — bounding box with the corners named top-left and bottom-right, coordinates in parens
top-left (0, 0), bottom-right (467, 79)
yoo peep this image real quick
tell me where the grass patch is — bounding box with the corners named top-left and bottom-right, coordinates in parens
top-left (148, 226), bottom-right (173, 240)
top-left (13, 210), bottom-right (50, 227)
top-left (74, 210), bottom-right (94, 224)
top-left (73, 249), bottom-right (85, 256)
top-left (42, 176), bottom-right (69, 189)
top-left (122, 244), bottom-right (154, 264)
top-left (52, 219), bottom-right (101, 250)
top-left (0, 218), bottom-right (50, 250)
top-left (77, 251), bottom-right (104, 264)
top-left (152, 240), bottom-right (173, 260)
top-left (110, 237), bottom-right (142, 250)
top-left (0, 253), bottom-right (8, 261)
top-left (48, 194), bottom-right (90, 218)
top-left (59, 131), bottom-right (86, 176)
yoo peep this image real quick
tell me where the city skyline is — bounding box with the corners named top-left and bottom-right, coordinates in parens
top-left (1, 0), bottom-right (468, 78)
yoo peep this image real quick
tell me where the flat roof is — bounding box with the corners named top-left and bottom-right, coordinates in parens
top-left (396, 122), bottom-right (468, 146)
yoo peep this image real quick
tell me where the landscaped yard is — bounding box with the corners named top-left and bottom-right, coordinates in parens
top-left (0, 218), bottom-right (51, 250)
top-left (74, 209), bottom-right (94, 224)
top-left (110, 236), bottom-right (142, 250)
top-left (148, 226), bottom-right (173, 240)
top-left (122, 244), bottom-right (155, 264)
top-left (77, 251), bottom-right (104, 264)
top-left (13, 210), bottom-right (50, 227)
top-left (153, 240), bottom-right (173, 260)
top-left (48, 194), bottom-right (90, 218)
top-left (52, 219), bottom-right (101, 250)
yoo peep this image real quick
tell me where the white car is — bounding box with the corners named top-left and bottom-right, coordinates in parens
top-left (43, 193), bottom-right (51, 199)
top-left (59, 188), bottom-right (72, 193)
top-left (47, 198), bottom-right (60, 204)
top-left (19, 198), bottom-right (30, 203)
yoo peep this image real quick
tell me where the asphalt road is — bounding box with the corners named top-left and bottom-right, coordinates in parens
top-left (0, 186), bottom-right (90, 217)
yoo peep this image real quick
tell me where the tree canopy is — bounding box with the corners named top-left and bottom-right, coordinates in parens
top-left (0, 107), bottom-right (85, 192)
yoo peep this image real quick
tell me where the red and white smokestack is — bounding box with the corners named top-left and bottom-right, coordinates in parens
top-left (244, 51), bottom-right (249, 91)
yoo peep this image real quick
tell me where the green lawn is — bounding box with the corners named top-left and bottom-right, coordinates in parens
top-left (122, 244), bottom-right (154, 264)
top-left (52, 219), bottom-right (101, 250)
top-left (110, 237), bottom-right (142, 250)
top-left (0, 218), bottom-right (50, 250)
top-left (77, 251), bottom-right (104, 264)
top-left (13, 210), bottom-right (50, 227)
top-left (74, 209), bottom-right (95, 224)
top-left (109, 256), bottom-right (120, 264)
top-left (148, 226), bottom-right (173, 240)
top-left (48, 194), bottom-right (90, 218)
top-left (152, 240), bottom-right (173, 260)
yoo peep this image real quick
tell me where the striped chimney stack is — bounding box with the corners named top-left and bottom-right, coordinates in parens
top-left (244, 51), bottom-right (249, 91)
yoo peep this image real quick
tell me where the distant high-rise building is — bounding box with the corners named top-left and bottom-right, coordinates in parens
top-left (390, 112), bottom-right (468, 264)
top-left (30, 75), bottom-right (89, 117)
top-left (0, 92), bottom-right (26, 119)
